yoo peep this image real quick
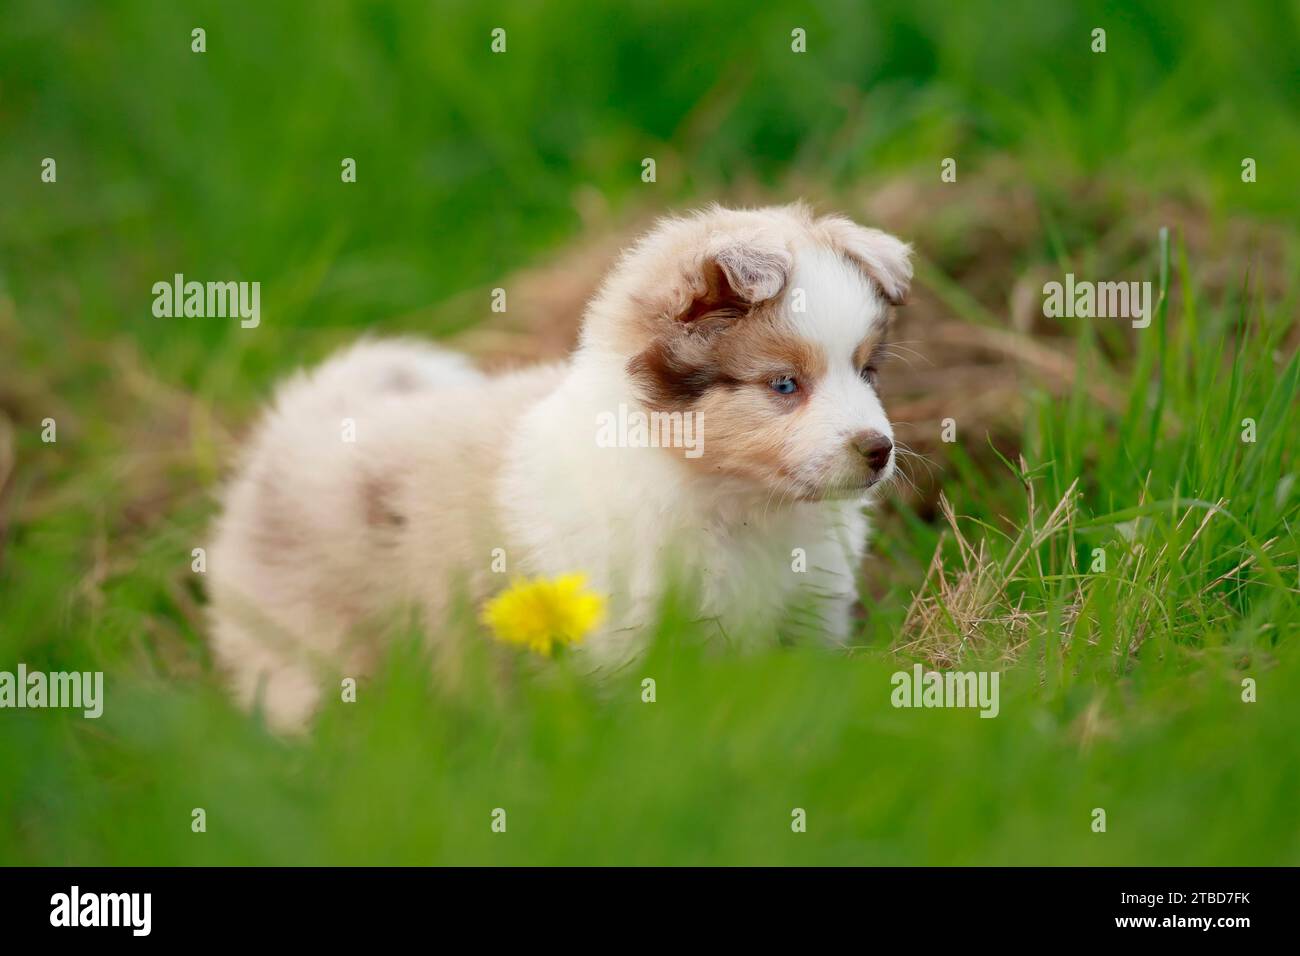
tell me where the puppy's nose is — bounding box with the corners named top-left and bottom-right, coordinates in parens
top-left (851, 431), bottom-right (893, 472)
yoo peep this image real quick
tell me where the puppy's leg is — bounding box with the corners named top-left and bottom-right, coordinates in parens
top-left (802, 503), bottom-right (871, 647)
top-left (210, 610), bottom-right (324, 733)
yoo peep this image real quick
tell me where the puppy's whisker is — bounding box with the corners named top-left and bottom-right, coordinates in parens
top-left (893, 441), bottom-right (938, 476)
top-left (877, 343), bottom-right (930, 365)
top-left (891, 466), bottom-right (921, 498)
top-left (875, 347), bottom-right (926, 369)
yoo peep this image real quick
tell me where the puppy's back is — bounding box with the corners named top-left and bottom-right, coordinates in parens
top-left (207, 339), bottom-right (561, 729)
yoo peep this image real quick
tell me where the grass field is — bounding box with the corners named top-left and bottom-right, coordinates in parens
top-left (1, 0), bottom-right (1298, 864)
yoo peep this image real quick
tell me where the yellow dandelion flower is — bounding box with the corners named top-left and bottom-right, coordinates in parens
top-left (481, 573), bottom-right (606, 657)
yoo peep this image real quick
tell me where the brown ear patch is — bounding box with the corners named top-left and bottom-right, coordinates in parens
top-left (680, 258), bottom-right (750, 326)
top-left (676, 240), bottom-right (793, 326)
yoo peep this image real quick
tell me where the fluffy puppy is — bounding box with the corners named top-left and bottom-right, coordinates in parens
top-left (208, 203), bottom-right (912, 729)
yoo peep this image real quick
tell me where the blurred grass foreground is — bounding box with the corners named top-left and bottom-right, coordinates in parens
top-left (0, 0), bottom-right (1298, 864)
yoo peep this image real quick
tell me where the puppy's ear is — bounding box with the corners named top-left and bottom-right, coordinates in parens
top-left (676, 235), bottom-right (793, 327)
top-left (819, 216), bottom-right (913, 306)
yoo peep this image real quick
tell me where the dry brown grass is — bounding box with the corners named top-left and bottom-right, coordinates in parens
top-left (896, 476), bottom-right (1082, 668)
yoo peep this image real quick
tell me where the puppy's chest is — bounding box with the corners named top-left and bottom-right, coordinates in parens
top-left (670, 512), bottom-right (817, 616)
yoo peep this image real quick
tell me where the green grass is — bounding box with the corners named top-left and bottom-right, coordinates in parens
top-left (1, 0), bottom-right (1298, 864)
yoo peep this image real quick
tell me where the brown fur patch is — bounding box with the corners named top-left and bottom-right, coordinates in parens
top-left (629, 308), bottom-right (827, 411)
top-left (251, 472), bottom-right (307, 565)
top-left (719, 315), bottom-right (826, 386)
top-left (681, 259), bottom-right (748, 325)
top-left (361, 476), bottom-right (406, 530)
top-left (693, 389), bottom-right (794, 481)
top-left (381, 367), bottom-right (420, 393)
top-left (626, 337), bottom-right (741, 409)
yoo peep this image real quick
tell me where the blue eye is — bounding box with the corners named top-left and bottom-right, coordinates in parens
top-left (769, 375), bottom-right (798, 395)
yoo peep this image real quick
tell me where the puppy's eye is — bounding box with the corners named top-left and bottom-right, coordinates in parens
top-left (769, 375), bottom-right (799, 395)
top-left (861, 365), bottom-right (879, 386)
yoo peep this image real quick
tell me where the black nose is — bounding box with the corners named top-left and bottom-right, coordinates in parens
top-left (852, 431), bottom-right (893, 472)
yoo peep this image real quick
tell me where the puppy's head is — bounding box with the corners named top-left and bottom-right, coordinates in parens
top-left (583, 203), bottom-right (912, 501)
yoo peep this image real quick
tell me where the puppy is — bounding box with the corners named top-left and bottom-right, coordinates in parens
top-left (208, 203), bottom-right (911, 729)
